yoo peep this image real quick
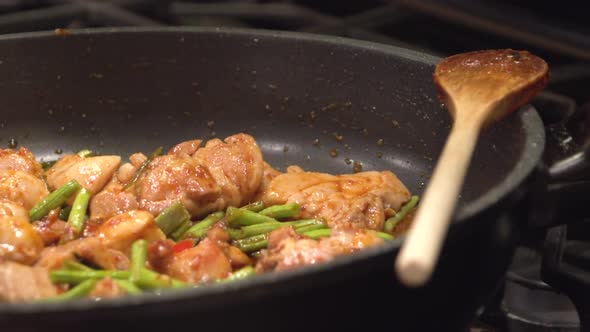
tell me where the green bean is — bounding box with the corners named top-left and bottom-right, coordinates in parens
top-left (63, 260), bottom-right (94, 272)
top-left (135, 268), bottom-right (186, 289)
top-left (384, 195), bottom-right (419, 233)
top-left (181, 211), bottom-right (225, 240)
top-left (170, 219), bottom-right (192, 241)
top-left (240, 201), bottom-right (265, 212)
top-left (115, 279), bottom-right (142, 295)
top-left (29, 179), bottom-right (82, 221)
top-left (227, 207), bottom-right (278, 227)
top-left (76, 149), bottom-right (94, 158)
top-left (67, 188), bottom-right (91, 233)
top-left (376, 231), bottom-right (394, 241)
top-left (259, 203), bottom-right (301, 219)
top-left (238, 219), bottom-right (323, 239)
top-left (45, 279), bottom-right (97, 301)
top-left (301, 228), bottom-right (332, 240)
top-left (234, 238), bottom-right (269, 253)
top-left (221, 266), bottom-right (255, 282)
top-left (123, 146), bottom-right (163, 190)
top-left (130, 240), bottom-right (147, 283)
top-left (50, 269), bottom-right (130, 284)
top-left (155, 201), bottom-right (191, 236)
top-left (58, 205), bottom-right (72, 220)
top-left (295, 223), bottom-right (328, 234)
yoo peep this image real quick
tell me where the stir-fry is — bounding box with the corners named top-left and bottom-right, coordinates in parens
top-left (0, 133), bottom-right (418, 302)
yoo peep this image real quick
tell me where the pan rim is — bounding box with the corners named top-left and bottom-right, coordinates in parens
top-left (0, 26), bottom-right (545, 314)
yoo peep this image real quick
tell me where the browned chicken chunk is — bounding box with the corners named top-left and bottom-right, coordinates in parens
top-left (46, 155), bottom-right (122, 195)
top-left (0, 261), bottom-right (57, 302)
top-left (166, 238), bottom-right (232, 283)
top-left (96, 210), bottom-right (166, 255)
top-left (0, 202), bottom-right (44, 265)
top-left (255, 226), bottom-right (384, 273)
top-left (259, 167), bottom-right (411, 230)
top-left (135, 133), bottom-right (264, 218)
top-left (0, 170), bottom-right (49, 210)
top-left (0, 148), bottom-right (44, 178)
top-left (35, 237), bottom-right (129, 271)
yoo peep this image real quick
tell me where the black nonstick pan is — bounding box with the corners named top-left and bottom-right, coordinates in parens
top-left (0, 27), bottom-right (585, 332)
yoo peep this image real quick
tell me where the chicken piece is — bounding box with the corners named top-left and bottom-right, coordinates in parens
top-left (169, 139), bottom-right (202, 156)
top-left (35, 237), bottom-right (129, 270)
top-left (45, 155), bottom-right (121, 195)
top-left (255, 227), bottom-right (384, 273)
top-left (89, 183), bottom-right (139, 220)
top-left (135, 153), bottom-right (221, 217)
top-left (0, 147), bottom-right (43, 178)
top-left (259, 168), bottom-right (411, 230)
top-left (166, 238), bottom-right (232, 283)
top-left (89, 277), bottom-right (125, 299)
top-left (96, 210), bottom-right (165, 255)
top-left (0, 261), bottom-right (57, 302)
top-left (192, 133), bottom-right (264, 211)
top-left (255, 227), bottom-right (333, 273)
top-left (0, 212), bottom-right (44, 265)
top-left (33, 214), bottom-right (67, 246)
top-left (0, 199), bottom-right (28, 218)
top-left (253, 161), bottom-right (282, 201)
top-left (0, 170), bottom-right (49, 210)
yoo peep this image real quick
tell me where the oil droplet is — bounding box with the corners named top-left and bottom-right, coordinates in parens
top-left (344, 157), bottom-right (352, 165)
top-left (48, 109), bottom-right (54, 116)
top-left (209, 131), bottom-right (216, 137)
top-left (330, 149), bottom-right (338, 158)
top-left (377, 138), bottom-right (384, 146)
top-left (7, 138), bottom-right (17, 149)
top-left (305, 155), bottom-right (311, 161)
top-left (54, 148), bottom-right (63, 154)
top-left (312, 138), bottom-right (320, 146)
top-left (283, 146), bottom-right (289, 153)
top-left (309, 111), bottom-right (317, 122)
top-left (352, 161), bottom-right (363, 173)
top-left (81, 113), bottom-right (87, 118)
top-left (361, 128), bottom-right (369, 136)
top-left (391, 120), bottom-right (400, 128)
top-left (58, 126), bottom-right (65, 133)
top-left (207, 120), bottom-right (215, 128)
top-left (333, 132), bottom-right (344, 142)
top-left (376, 152), bottom-right (383, 158)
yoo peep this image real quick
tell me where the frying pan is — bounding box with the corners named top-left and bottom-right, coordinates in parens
top-left (0, 27), bottom-right (582, 332)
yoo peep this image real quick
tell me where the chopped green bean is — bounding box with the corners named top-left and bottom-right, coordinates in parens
top-left (295, 223), bottom-right (328, 234)
top-left (115, 279), bottom-right (142, 295)
top-left (58, 205), bottom-right (72, 220)
top-left (155, 201), bottom-right (191, 236)
top-left (135, 268), bottom-right (185, 289)
top-left (240, 201), bottom-right (265, 212)
top-left (259, 203), bottom-right (301, 219)
top-left (63, 260), bottom-right (93, 272)
top-left (376, 231), bottom-right (394, 241)
top-left (170, 219), bottom-right (192, 241)
top-left (181, 211), bottom-right (225, 240)
top-left (45, 279), bottom-right (97, 301)
top-left (237, 219), bottom-right (323, 239)
top-left (123, 146), bottom-right (163, 190)
top-left (130, 240), bottom-right (147, 283)
top-left (384, 195), bottom-right (419, 233)
top-left (221, 266), bottom-right (255, 282)
top-left (67, 188), bottom-right (91, 233)
top-left (234, 238), bottom-right (269, 253)
top-left (76, 149), bottom-right (94, 158)
top-left (50, 269), bottom-right (130, 284)
top-left (227, 207), bottom-right (278, 227)
top-left (29, 179), bottom-right (82, 221)
top-left (301, 228), bottom-right (332, 240)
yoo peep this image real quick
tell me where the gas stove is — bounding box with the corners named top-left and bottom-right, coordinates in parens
top-left (0, 1), bottom-right (588, 331)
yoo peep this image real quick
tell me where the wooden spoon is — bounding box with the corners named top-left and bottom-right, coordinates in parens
top-left (395, 49), bottom-right (549, 287)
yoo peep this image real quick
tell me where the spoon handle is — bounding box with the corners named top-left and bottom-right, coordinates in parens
top-left (395, 120), bottom-right (481, 287)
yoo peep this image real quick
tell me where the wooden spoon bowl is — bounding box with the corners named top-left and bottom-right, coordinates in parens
top-left (395, 49), bottom-right (549, 287)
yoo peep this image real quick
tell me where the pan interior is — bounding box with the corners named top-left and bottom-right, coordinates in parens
top-left (0, 27), bottom-right (544, 311)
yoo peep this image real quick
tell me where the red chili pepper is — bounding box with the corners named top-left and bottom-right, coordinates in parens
top-left (173, 239), bottom-right (194, 253)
